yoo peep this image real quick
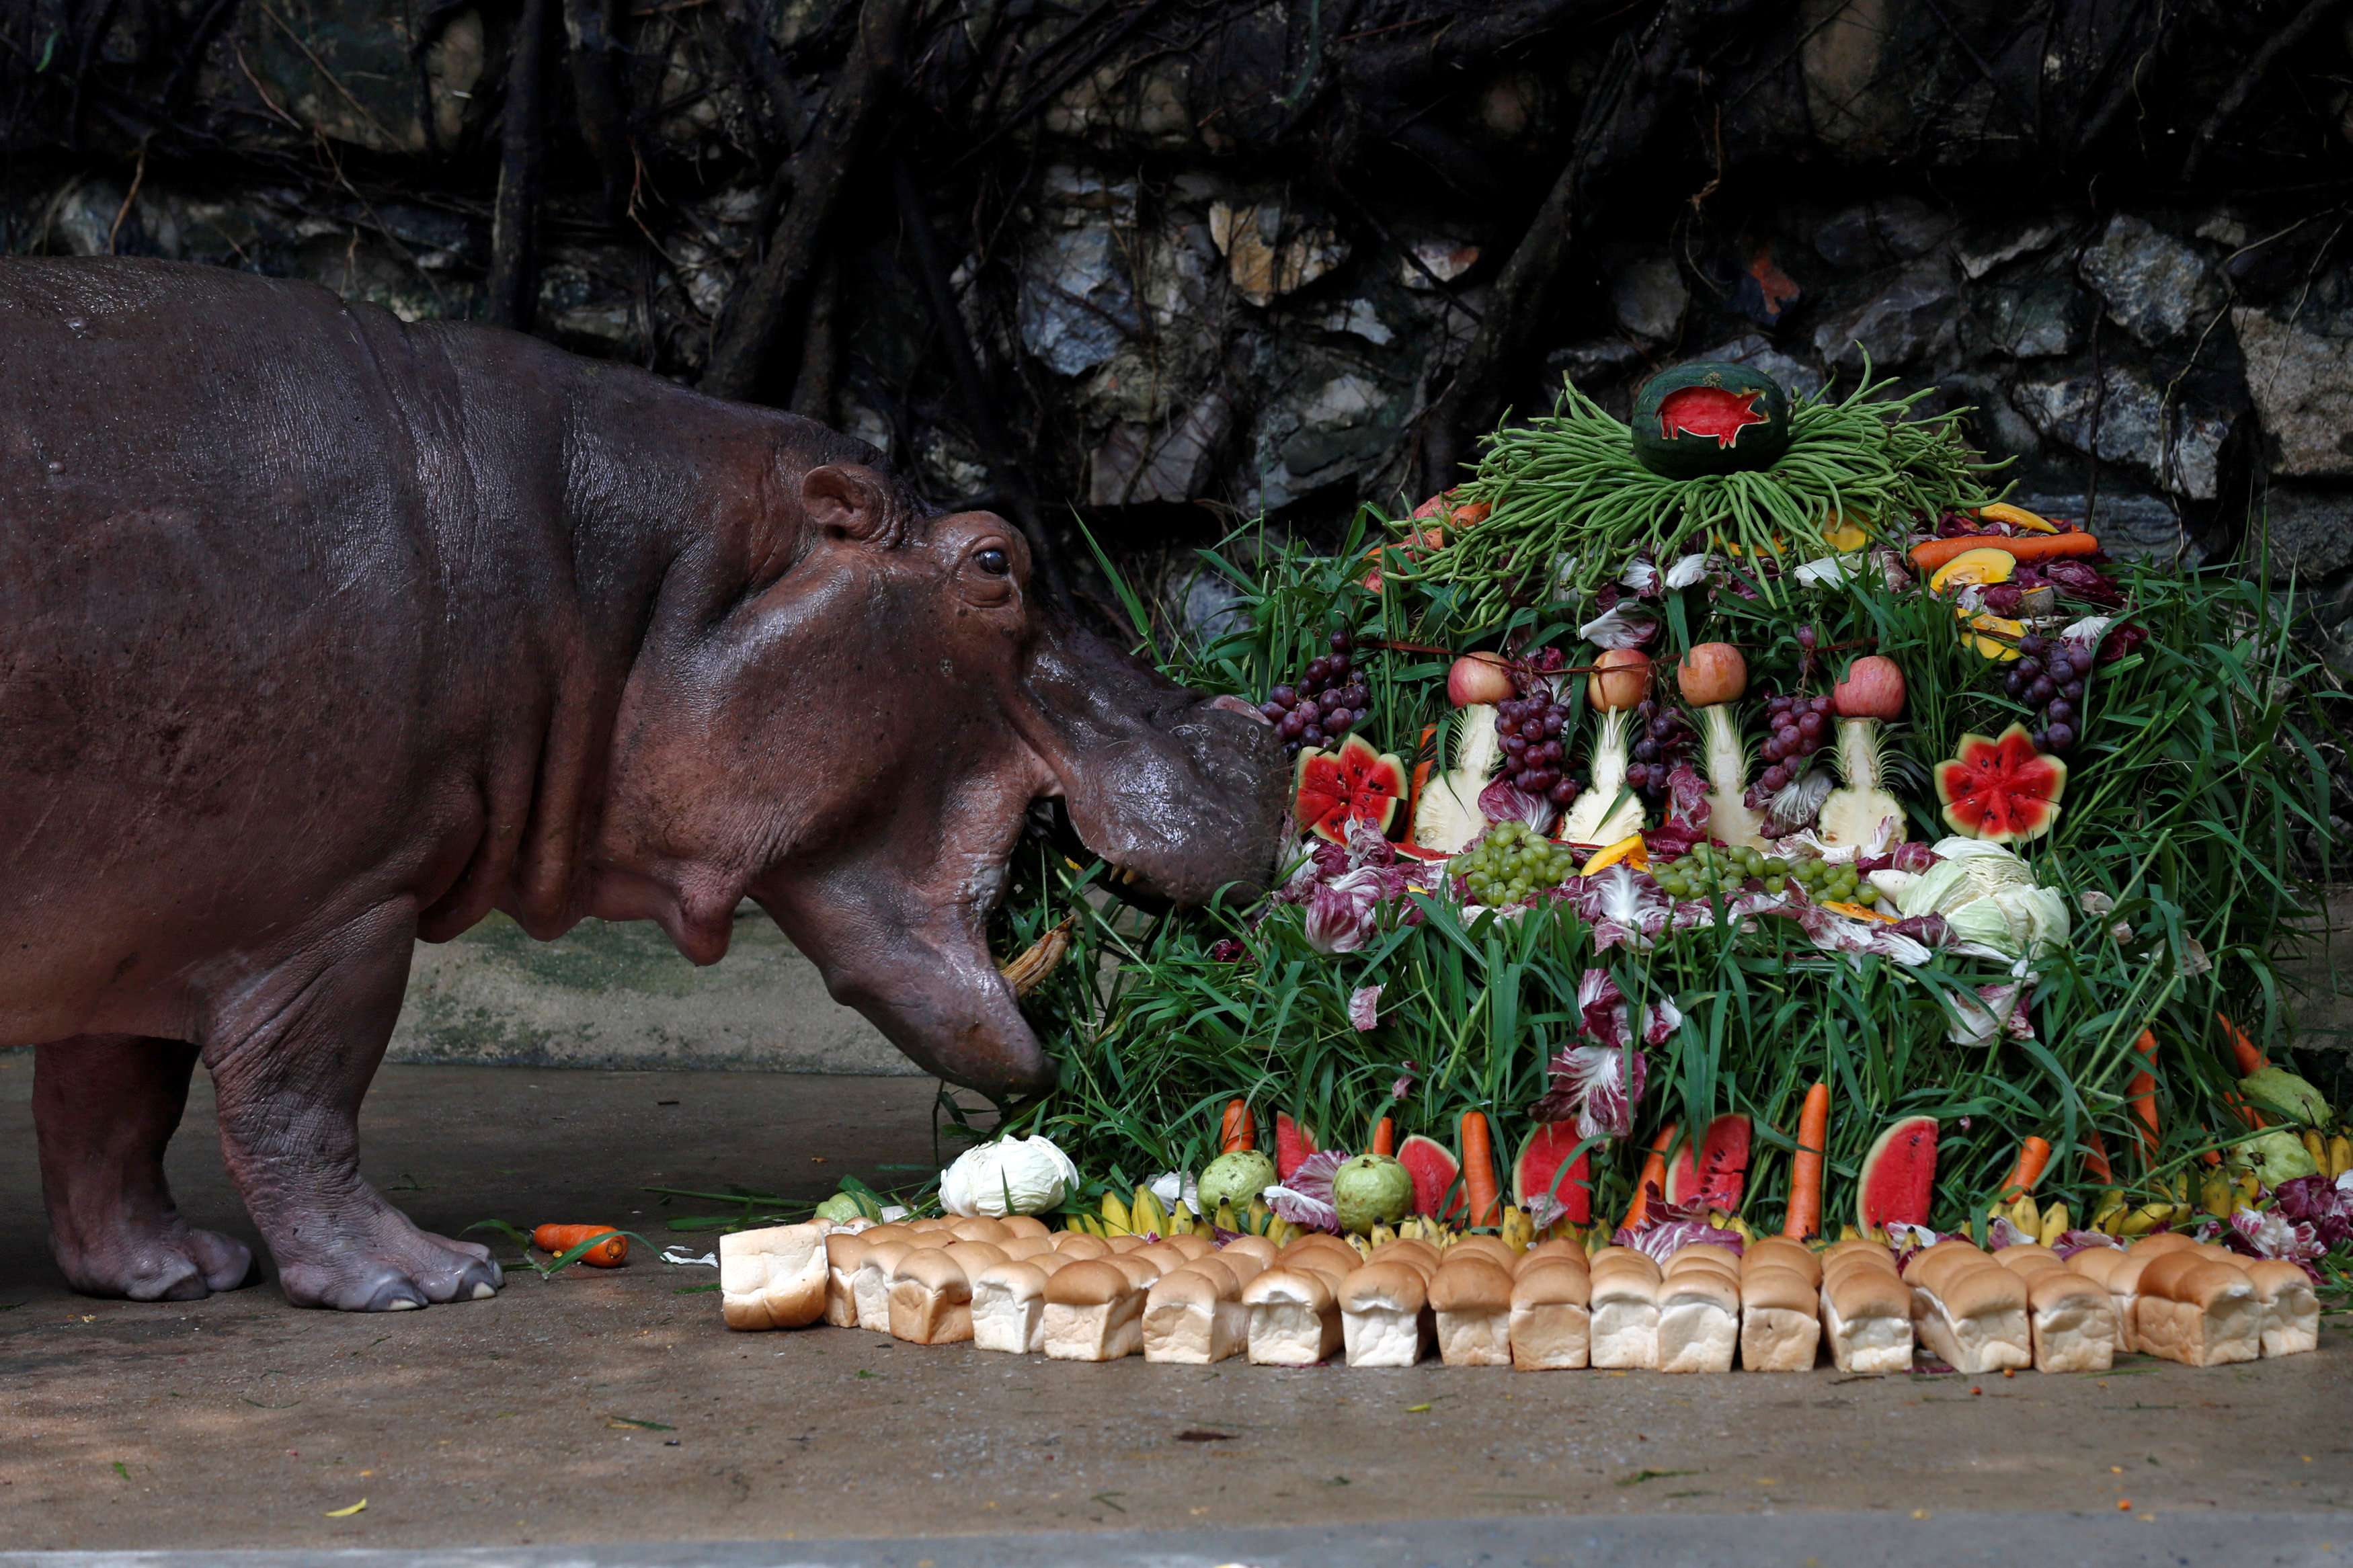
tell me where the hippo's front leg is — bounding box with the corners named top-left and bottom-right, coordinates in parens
top-left (203, 901), bottom-right (502, 1311)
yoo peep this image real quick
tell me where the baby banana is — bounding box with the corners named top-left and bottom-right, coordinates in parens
top-left (1128, 1186), bottom-right (1168, 1239)
top-left (2036, 1201), bottom-right (2069, 1245)
top-left (1100, 1191), bottom-right (1132, 1236)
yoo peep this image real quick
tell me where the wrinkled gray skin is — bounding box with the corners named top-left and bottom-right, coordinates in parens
top-left (0, 258), bottom-right (1284, 1312)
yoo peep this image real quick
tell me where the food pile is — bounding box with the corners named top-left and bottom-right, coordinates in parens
top-left (715, 1209), bottom-right (2323, 1374)
top-left (704, 357), bottom-right (2347, 1346)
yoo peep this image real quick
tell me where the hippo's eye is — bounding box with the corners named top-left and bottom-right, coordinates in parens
top-left (975, 547), bottom-right (1010, 577)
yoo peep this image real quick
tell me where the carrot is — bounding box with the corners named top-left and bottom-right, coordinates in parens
top-left (2082, 1126), bottom-right (2113, 1185)
top-left (1783, 1083), bottom-right (1831, 1239)
top-left (1621, 1122), bottom-right (1677, 1233)
top-left (1999, 1136), bottom-right (2052, 1200)
top-left (1220, 1098), bottom-right (1254, 1153)
top-left (1404, 724), bottom-right (1438, 831)
top-left (1909, 532), bottom-right (2100, 575)
top-left (2216, 1012), bottom-right (2267, 1077)
top-left (2126, 1030), bottom-right (2161, 1153)
top-left (1371, 1116), bottom-right (1395, 1158)
top-left (1460, 1111), bottom-right (1500, 1229)
top-left (532, 1224), bottom-right (627, 1267)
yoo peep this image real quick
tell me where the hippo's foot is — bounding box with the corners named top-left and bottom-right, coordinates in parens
top-left (54, 1217), bottom-right (255, 1303)
top-left (272, 1196), bottom-right (503, 1312)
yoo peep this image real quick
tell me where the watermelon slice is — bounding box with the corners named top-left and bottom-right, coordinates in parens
top-left (1275, 1113), bottom-right (1319, 1182)
top-left (1512, 1122), bottom-right (1591, 1225)
top-left (1295, 735), bottom-right (1408, 843)
top-left (1933, 723), bottom-right (2066, 844)
top-left (1856, 1115), bottom-right (1938, 1233)
top-left (1664, 1113), bottom-right (1751, 1212)
top-left (1398, 1132), bottom-right (1464, 1219)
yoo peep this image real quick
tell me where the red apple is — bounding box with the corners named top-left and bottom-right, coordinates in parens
top-left (1677, 642), bottom-right (1748, 706)
top-left (1588, 647), bottom-right (1652, 712)
top-left (1833, 655), bottom-right (1907, 720)
top-left (1447, 652), bottom-right (1516, 707)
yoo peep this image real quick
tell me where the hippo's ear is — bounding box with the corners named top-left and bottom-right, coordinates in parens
top-left (802, 464), bottom-right (898, 545)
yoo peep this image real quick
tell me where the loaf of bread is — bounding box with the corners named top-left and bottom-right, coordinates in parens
top-left (1220, 1234), bottom-right (1281, 1269)
top-left (2134, 1252), bottom-right (2260, 1367)
top-left (2024, 1268), bottom-right (2116, 1373)
top-left (971, 1260), bottom-right (1051, 1354)
top-left (1517, 1238), bottom-right (1589, 1273)
top-left (1050, 1231), bottom-right (1112, 1259)
top-left (1910, 1262), bottom-right (2031, 1373)
top-left (1507, 1258), bottom-right (1591, 1370)
top-left (823, 1232), bottom-right (872, 1328)
top-left (1427, 1257), bottom-right (1514, 1367)
top-left (850, 1239), bottom-right (912, 1332)
top-left (1041, 1259), bottom-right (1145, 1360)
top-left (2094, 1233), bottom-right (2200, 1354)
top-left (719, 1223), bottom-right (830, 1331)
top-left (1588, 1247), bottom-right (1663, 1370)
top-left (1737, 1265), bottom-right (1821, 1372)
top-left (1338, 1260), bottom-right (1431, 1367)
top-left (1445, 1237), bottom-right (1519, 1272)
top-left (1743, 1236), bottom-right (1823, 1286)
top-left (2243, 1258), bottom-right (2319, 1357)
top-left (1656, 1263), bottom-right (1739, 1374)
top-left (1144, 1262), bottom-right (1248, 1364)
top-left (888, 1247), bottom-right (974, 1344)
top-left (1242, 1266), bottom-right (1343, 1365)
top-left (1819, 1262), bottom-right (1913, 1374)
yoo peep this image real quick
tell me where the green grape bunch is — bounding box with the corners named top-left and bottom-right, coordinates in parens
top-left (1652, 843), bottom-right (1884, 908)
top-left (1449, 821), bottom-right (1576, 907)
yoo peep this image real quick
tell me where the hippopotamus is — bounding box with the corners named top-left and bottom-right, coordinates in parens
top-left (0, 257), bottom-right (1283, 1312)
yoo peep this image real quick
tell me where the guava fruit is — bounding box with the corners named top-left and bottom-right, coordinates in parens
top-left (1198, 1149), bottom-right (1278, 1214)
top-left (1332, 1153), bottom-right (1414, 1233)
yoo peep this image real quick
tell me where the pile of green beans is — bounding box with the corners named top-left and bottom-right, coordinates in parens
top-left (1408, 369), bottom-right (1997, 626)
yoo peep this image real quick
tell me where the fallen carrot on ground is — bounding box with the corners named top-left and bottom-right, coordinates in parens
top-left (533, 1224), bottom-right (627, 1266)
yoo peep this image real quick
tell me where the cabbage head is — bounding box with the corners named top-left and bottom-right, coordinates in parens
top-left (939, 1134), bottom-right (1082, 1216)
top-left (1895, 838), bottom-right (2073, 958)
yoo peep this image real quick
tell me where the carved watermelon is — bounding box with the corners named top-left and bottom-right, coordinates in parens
top-left (1664, 1114), bottom-right (1751, 1212)
top-left (1513, 1121), bottom-right (1591, 1225)
top-left (1275, 1112), bottom-right (1319, 1182)
top-left (1934, 723), bottom-right (2067, 843)
top-left (1398, 1132), bottom-right (1464, 1219)
top-left (1294, 734), bottom-right (1408, 843)
top-left (1630, 361), bottom-right (1793, 479)
top-left (1856, 1115), bottom-right (1938, 1233)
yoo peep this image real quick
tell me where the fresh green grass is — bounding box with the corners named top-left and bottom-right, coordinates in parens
top-left (998, 445), bottom-right (2338, 1239)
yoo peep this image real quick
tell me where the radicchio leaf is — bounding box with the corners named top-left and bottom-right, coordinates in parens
top-left (2040, 557), bottom-right (2125, 607)
top-left (1477, 778), bottom-right (1558, 837)
top-left (1348, 984), bottom-right (1382, 1032)
top-left (1266, 1148), bottom-right (1347, 1232)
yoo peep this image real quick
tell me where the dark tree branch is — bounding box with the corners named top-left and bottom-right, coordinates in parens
top-left (701, 0), bottom-right (914, 402)
top-left (487, 0), bottom-right (552, 329)
top-left (892, 158), bottom-right (1074, 610)
top-left (565, 0), bottom-right (633, 216)
top-left (2183, 0), bottom-right (2350, 181)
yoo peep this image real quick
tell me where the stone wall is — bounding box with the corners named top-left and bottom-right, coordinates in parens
top-left (387, 909), bottom-right (916, 1073)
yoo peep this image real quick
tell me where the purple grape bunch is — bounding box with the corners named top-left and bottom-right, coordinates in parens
top-left (1746, 690), bottom-right (1834, 809)
top-left (1493, 676), bottom-right (1583, 809)
top-left (1261, 628), bottom-right (1369, 758)
top-left (2005, 634), bottom-right (2091, 753)
top-left (1625, 698), bottom-right (1696, 797)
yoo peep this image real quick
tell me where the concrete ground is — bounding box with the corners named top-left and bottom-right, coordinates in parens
top-left (3, 1060), bottom-right (2350, 1563)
